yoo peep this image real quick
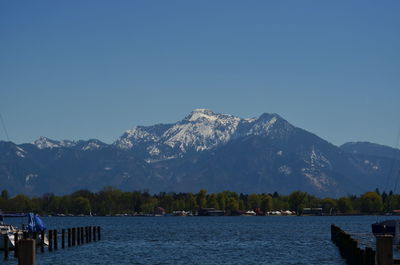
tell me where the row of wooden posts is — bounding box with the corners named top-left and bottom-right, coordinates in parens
top-left (3, 226), bottom-right (101, 262)
top-left (331, 224), bottom-right (400, 265)
top-left (331, 224), bottom-right (375, 265)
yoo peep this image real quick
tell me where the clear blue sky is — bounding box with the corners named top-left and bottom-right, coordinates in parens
top-left (1, 1), bottom-right (399, 147)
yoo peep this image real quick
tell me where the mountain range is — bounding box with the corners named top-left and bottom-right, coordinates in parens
top-left (1, 109), bottom-right (399, 197)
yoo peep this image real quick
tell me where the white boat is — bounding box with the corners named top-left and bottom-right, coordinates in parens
top-left (0, 224), bottom-right (23, 249)
top-left (0, 212), bottom-right (48, 249)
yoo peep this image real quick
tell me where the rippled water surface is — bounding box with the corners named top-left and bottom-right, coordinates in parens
top-left (4, 216), bottom-right (388, 265)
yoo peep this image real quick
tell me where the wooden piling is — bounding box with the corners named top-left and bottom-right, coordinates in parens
top-left (88, 226), bottom-right (92, 242)
top-left (78, 227), bottom-right (81, 245)
top-left (32, 232), bottom-right (37, 244)
top-left (84, 227), bottom-right (86, 243)
top-left (61, 229), bottom-right (65, 249)
top-left (330, 224), bottom-right (336, 241)
top-left (81, 227), bottom-right (84, 244)
top-left (85, 227), bottom-right (88, 243)
top-left (93, 226), bottom-right (96, 241)
top-left (77, 227), bottom-right (80, 246)
top-left (53, 229), bottom-right (58, 250)
top-left (7, 225), bottom-right (103, 261)
top-left (14, 232), bottom-right (19, 258)
top-left (18, 239), bottom-right (36, 265)
top-left (3, 234), bottom-right (9, 260)
top-left (348, 238), bottom-right (357, 264)
top-left (331, 224), bottom-right (370, 265)
top-left (358, 247), bottom-right (365, 265)
top-left (72, 228), bottom-right (76, 246)
top-left (68, 228), bottom-right (71, 247)
top-left (48, 230), bottom-right (53, 252)
top-left (376, 235), bottom-right (393, 265)
top-left (365, 247), bottom-right (375, 265)
top-left (40, 231), bottom-right (45, 253)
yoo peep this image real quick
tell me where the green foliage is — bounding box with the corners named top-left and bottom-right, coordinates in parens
top-left (141, 197), bottom-right (158, 214)
top-left (226, 197), bottom-right (239, 212)
top-left (384, 194), bottom-right (400, 211)
top-left (1, 189), bottom-right (9, 200)
top-left (248, 194), bottom-right (261, 210)
top-left (288, 191), bottom-right (308, 214)
top-left (71, 197), bottom-right (91, 215)
top-left (216, 193), bottom-right (226, 210)
top-left (9, 194), bottom-right (35, 212)
top-left (321, 198), bottom-right (337, 213)
top-left (206, 194), bottom-right (219, 209)
top-left (272, 196), bottom-right (289, 211)
top-left (0, 187), bottom-right (396, 216)
top-left (360, 192), bottom-right (383, 213)
top-left (196, 189), bottom-right (207, 209)
top-left (260, 194), bottom-right (273, 213)
top-left (184, 193), bottom-right (197, 211)
top-left (337, 197), bottom-right (353, 213)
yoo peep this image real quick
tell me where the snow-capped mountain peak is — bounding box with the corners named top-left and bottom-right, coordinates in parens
top-left (76, 139), bottom-right (107, 151)
top-left (185, 109), bottom-right (219, 122)
top-left (34, 137), bottom-right (63, 149)
top-left (34, 136), bottom-right (76, 149)
top-left (114, 124), bottom-right (170, 149)
top-left (34, 137), bottom-right (106, 151)
top-left (114, 109), bottom-right (294, 159)
top-left (163, 109), bottom-right (241, 152)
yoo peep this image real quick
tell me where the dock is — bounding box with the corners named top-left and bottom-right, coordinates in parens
top-left (331, 224), bottom-right (400, 265)
top-left (2, 225), bottom-right (101, 265)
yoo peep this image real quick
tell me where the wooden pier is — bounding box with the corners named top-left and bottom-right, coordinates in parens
top-left (2, 226), bottom-right (101, 265)
top-left (331, 224), bottom-right (400, 265)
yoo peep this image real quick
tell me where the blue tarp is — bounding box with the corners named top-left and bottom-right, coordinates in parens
top-left (27, 213), bottom-right (46, 232)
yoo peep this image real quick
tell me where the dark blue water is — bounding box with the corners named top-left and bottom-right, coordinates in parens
top-left (4, 216), bottom-right (386, 265)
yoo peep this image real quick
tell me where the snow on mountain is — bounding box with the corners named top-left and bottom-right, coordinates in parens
top-left (300, 146), bottom-right (335, 191)
top-left (114, 125), bottom-right (168, 149)
top-left (114, 109), bottom-right (294, 158)
top-left (2, 110), bottom-right (397, 197)
top-left (31, 110), bottom-right (294, 159)
top-left (33, 137), bottom-right (106, 151)
top-left (31, 109), bottom-right (294, 159)
top-left (16, 146), bottom-right (27, 158)
top-left (34, 137), bottom-right (65, 149)
top-left (75, 139), bottom-right (107, 151)
top-left (162, 109), bottom-right (241, 152)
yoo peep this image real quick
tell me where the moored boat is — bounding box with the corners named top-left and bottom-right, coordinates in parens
top-left (0, 212), bottom-right (48, 249)
top-left (0, 213), bottom-right (25, 249)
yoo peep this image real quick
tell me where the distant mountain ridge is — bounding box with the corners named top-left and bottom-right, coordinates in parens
top-left (113, 109), bottom-right (292, 161)
top-left (34, 137), bottom-right (108, 151)
top-left (341, 142), bottom-right (400, 159)
top-left (1, 109), bottom-right (399, 197)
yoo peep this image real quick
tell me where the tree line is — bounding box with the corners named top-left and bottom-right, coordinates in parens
top-left (0, 188), bottom-right (398, 216)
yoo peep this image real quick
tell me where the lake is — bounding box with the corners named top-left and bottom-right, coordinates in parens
top-left (4, 216), bottom-right (387, 265)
